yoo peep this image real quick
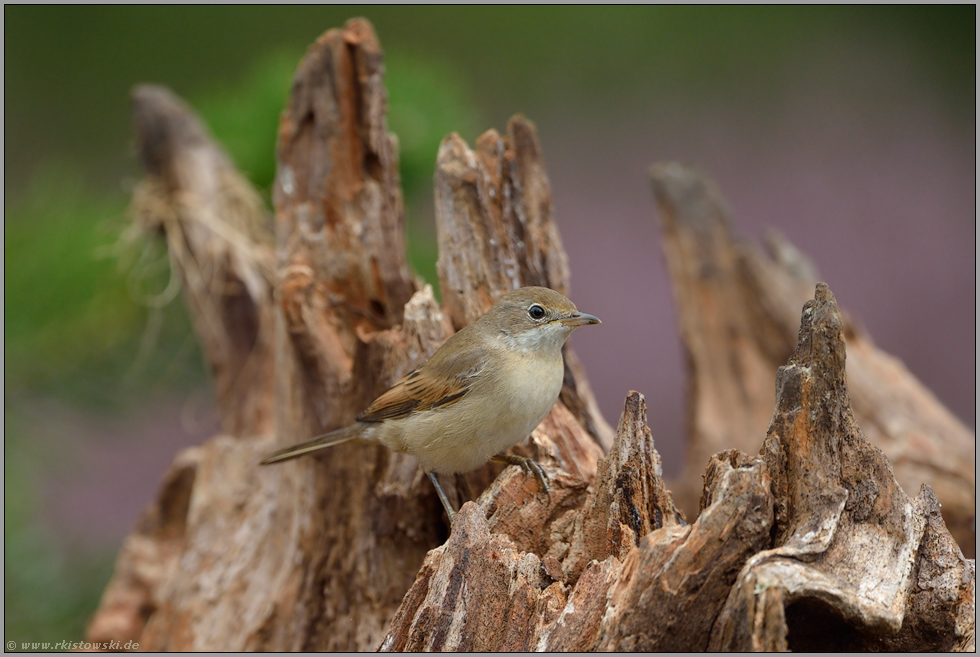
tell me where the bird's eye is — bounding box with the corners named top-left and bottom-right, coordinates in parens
top-left (528, 304), bottom-right (546, 320)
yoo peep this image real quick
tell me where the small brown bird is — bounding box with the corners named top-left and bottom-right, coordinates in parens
top-left (260, 286), bottom-right (600, 521)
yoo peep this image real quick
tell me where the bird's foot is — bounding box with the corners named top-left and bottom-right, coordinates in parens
top-left (490, 454), bottom-right (550, 495)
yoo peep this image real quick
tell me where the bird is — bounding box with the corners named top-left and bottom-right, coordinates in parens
top-left (260, 286), bottom-right (601, 522)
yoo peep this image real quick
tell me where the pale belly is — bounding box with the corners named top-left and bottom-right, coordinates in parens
top-left (373, 354), bottom-right (564, 473)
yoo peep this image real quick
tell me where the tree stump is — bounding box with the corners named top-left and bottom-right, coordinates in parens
top-left (87, 18), bottom-right (974, 652)
top-left (652, 162), bottom-right (975, 556)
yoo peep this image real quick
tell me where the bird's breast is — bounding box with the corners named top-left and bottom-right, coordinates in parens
top-left (476, 349), bottom-right (565, 453)
top-left (375, 348), bottom-right (566, 474)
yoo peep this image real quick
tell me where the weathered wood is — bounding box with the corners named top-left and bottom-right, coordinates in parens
top-left (430, 119), bottom-right (615, 505)
top-left (129, 84), bottom-right (277, 439)
top-left (88, 18), bottom-right (609, 652)
top-left (89, 21), bottom-right (450, 651)
top-left (382, 391), bottom-right (781, 652)
top-left (86, 84), bottom-right (278, 646)
top-left (383, 284), bottom-right (975, 652)
top-left (266, 21), bottom-right (449, 651)
top-left (433, 120), bottom-right (614, 453)
top-left (709, 284), bottom-right (975, 652)
top-left (652, 161), bottom-right (975, 557)
top-left (381, 391), bottom-right (695, 651)
top-left (87, 19), bottom-right (973, 653)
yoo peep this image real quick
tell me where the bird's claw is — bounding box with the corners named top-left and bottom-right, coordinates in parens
top-left (491, 454), bottom-right (550, 496)
top-left (523, 458), bottom-right (550, 495)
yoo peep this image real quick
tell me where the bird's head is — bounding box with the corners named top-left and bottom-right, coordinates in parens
top-left (482, 286), bottom-right (601, 354)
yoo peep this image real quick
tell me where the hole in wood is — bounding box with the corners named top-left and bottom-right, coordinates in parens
top-left (784, 597), bottom-right (870, 652)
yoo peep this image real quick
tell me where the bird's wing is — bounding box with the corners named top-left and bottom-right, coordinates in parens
top-left (355, 342), bottom-right (487, 423)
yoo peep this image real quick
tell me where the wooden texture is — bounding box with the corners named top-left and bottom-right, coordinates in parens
top-left (383, 285), bottom-right (974, 652)
top-left (431, 118), bottom-right (614, 503)
top-left (652, 161), bottom-right (975, 557)
top-left (87, 19), bottom-right (608, 651)
top-left (87, 19), bottom-right (973, 653)
top-left (129, 84), bottom-right (277, 439)
top-left (86, 85), bottom-right (278, 645)
top-left (709, 284), bottom-right (975, 652)
top-left (89, 22), bottom-right (451, 650)
top-left (380, 392), bottom-right (695, 652)
top-left (434, 120), bottom-right (614, 452)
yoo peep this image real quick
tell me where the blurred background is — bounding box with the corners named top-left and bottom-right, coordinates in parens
top-left (4, 6), bottom-right (974, 643)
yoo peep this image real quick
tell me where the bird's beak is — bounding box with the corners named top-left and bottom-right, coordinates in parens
top-left (560, 312), bottom-right (601, 327)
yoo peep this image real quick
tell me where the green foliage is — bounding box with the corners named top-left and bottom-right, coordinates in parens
top-left (385, 51), bottom-right (483, 208)
top-left (4, 170), bottom-right (133, 385)
top-left (195, 51), bottom-right (299, 194)
top-left (4, 169), bottom-right (207, 407)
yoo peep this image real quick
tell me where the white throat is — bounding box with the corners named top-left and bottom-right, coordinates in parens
top-left (499, 323), bottom-right (572, 357)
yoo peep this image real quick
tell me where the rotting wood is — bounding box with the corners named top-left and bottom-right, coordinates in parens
top-left (86, 84), bottom-right (278, 646)
top-left (87, 18), bottom-right (608, 651)
top-left (87, 18), bottom-right (973, 653)
top-left (708, 284), bottom-right (975, 652)
top-left (651, 161), bottom-right (975, 557)
top-left (433, 120), bottom-right (615, 453)
top-left (89, 21), bottom-right (450, 650)
top-left (381, 391), bottom-right (700, 652)
top-left (382, 284), bottom-right (974, 652)
top-left (129, 84), bottom-right (277, 439)
top-left (431, 117), bottom-right (614, 506)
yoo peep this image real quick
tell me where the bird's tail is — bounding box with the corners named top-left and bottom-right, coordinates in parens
top-left (259, 424), bottom-right (363, 465)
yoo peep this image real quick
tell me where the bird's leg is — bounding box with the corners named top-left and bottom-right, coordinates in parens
top-left (490, 454), bottom-right (550, 494)
top-left (427, 471), bottom-right (457, 523)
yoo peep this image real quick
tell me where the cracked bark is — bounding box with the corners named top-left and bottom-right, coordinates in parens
top-left (87, 18), bottom-right (973, 653)
top-left (382, 285), bottom-right (973, 652)
top-left (651, 162), bottom-right (975, 558)
top-left (709, 284), bottom-right (974, 652)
